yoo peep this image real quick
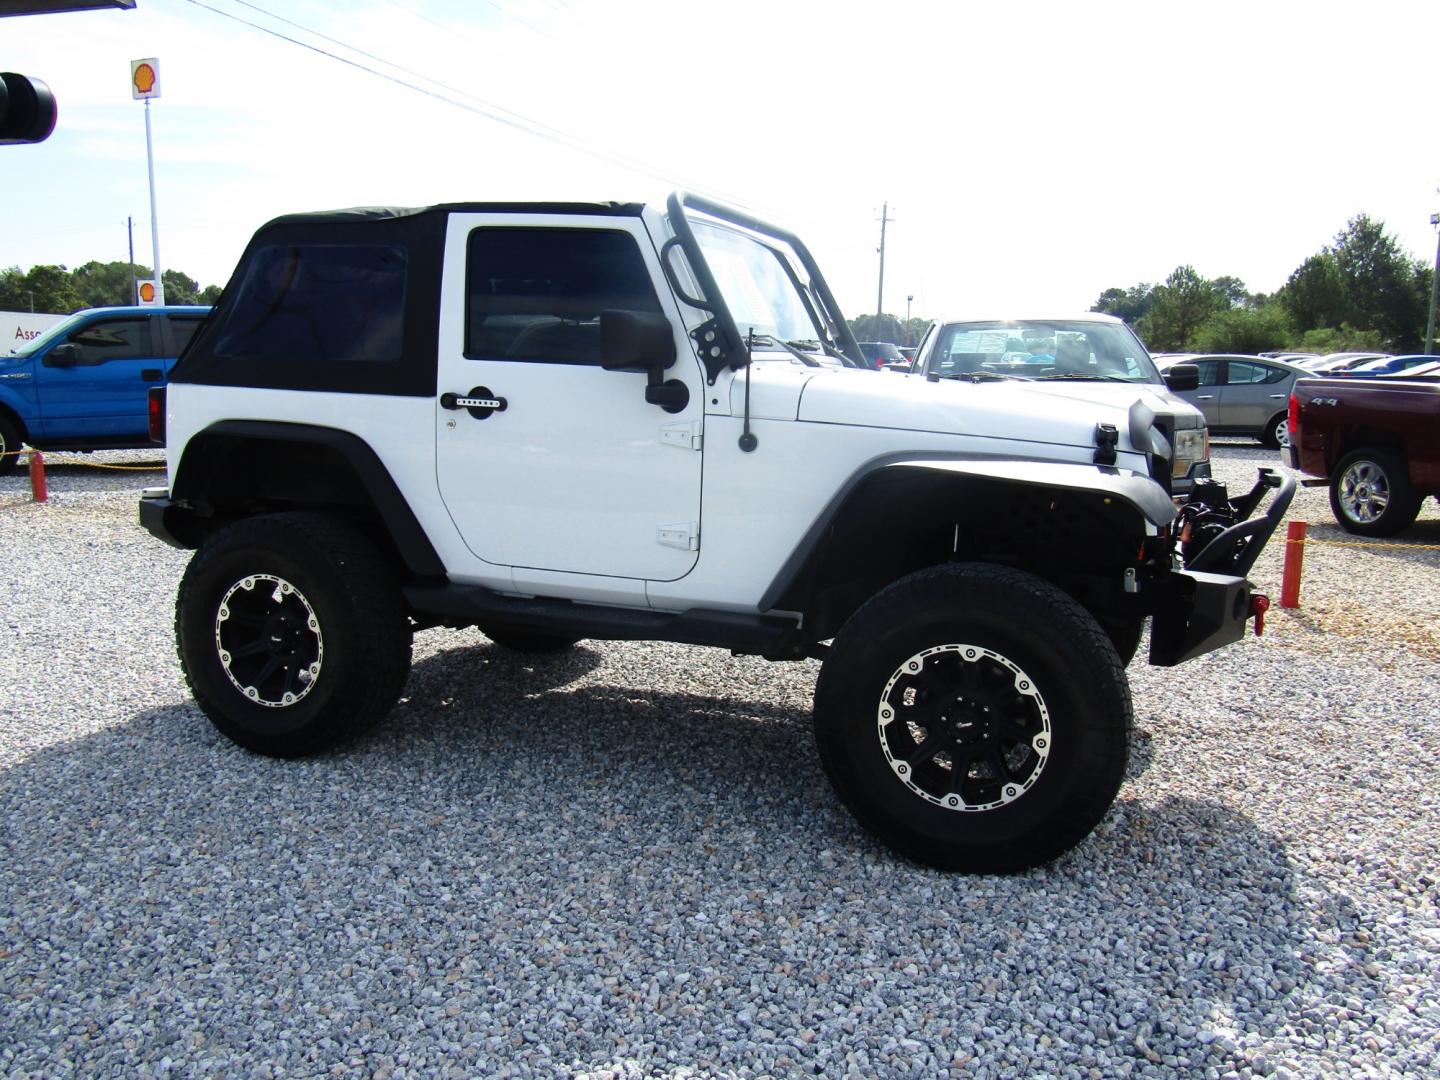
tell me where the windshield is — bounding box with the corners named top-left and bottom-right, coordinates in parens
top-left (691, 220), bottom-right (823, 345)
top-left (920, 320), bottom-right (1162, 383)
top-left (12, 311), bottom-right (88, 358)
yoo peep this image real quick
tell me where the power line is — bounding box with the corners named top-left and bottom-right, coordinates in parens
top-left (179, 0), bottom-right (742, 203)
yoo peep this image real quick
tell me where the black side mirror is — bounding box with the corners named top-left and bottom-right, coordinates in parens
top-left (1163, 363), bottom-right (1199, 393)
top-left (600, 309), bottom-right (676, 372)
top-left (600, 309), bottom-right (688, 413)
top-left (44, 343), bottom-right (80, 367)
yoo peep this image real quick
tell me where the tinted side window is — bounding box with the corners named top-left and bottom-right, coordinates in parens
top-left (1226, 361), bottom-right (1271, 385)
top-left (211, 245), bottom-right (407, 363)
top-left (66, 318), bottom-right (152, 364)
top-left (466, 227), bottom-right (661, 365)
top-left (165, 315), bottom-right (207, 357)
top-left (1193, 360), bottom-right (1221, 386)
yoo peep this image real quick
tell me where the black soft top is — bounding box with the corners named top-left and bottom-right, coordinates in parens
top-left (173, 201), bottom-right (647, 398)
top-left (260, 201), bottom-right (646, 228)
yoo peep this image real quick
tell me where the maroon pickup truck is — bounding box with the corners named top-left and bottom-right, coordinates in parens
top-left (1288, 364), bottom-right (1440, 536)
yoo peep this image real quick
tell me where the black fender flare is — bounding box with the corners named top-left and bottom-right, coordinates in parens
top-left (170, 420), bottom-right (445, 578)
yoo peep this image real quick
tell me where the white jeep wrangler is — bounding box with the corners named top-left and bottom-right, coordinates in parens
top-left (141, 192), bottom-right (1292, 872)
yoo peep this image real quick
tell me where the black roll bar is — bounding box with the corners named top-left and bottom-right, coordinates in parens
top-left (665, 191), bottom-right (867, 381)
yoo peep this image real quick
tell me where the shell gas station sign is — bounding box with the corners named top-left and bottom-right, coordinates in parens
top-left (130, 57), bottom-right (159, 100)
top-left (136, 279), bottom-right (158, 305)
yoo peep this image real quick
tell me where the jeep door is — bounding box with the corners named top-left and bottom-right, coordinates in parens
top-left (435, 214), bottom-right (704, 582)
top-left (35, 313), bottom-right (165, 439)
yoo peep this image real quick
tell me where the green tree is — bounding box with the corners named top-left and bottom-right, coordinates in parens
top-left (7, 265), bottom-right (84, 315)
top-left (1092, 283), bottom-right (1156, 324)
top-left (73, 260), bottom-right (149, 308)
top-left (161, 268), bottom-right (203, 305)
top-left (199, 284), bottom-right (224, 305)
top-left (1328, 215), bottom-right (1428, 351)
top-left (848, 313), bottom-right (905, 343)
top-left (1278, 253), bottom-right (1346, 331)
top-left (1295, 324), bottom-right (1388, 353)
top-left (1190, 304), bottom-right (1291, 354)
top-left (1210, 275), bottom-right (1251, 309)
top-left (1136, 266), bottom-right (1222, 351)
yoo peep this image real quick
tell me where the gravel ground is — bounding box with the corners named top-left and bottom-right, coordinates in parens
top-left (1, 444), bottom-right (1438, 1079)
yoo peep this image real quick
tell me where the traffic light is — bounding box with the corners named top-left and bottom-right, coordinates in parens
top-left (1, 72), bottom-right (58, 145)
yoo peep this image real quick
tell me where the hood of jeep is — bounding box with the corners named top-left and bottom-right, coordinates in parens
top-left (793, 368), bottom-right (1173, 449)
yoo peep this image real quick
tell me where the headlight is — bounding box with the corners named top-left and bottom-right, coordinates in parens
top-left (1172, 426), bottom-right (1209, 477)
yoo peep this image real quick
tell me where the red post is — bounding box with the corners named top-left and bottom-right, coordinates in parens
top-left (1279, 519), bottom-right (1306, 609)
top-left (28, 448), bottom-right (47, 503)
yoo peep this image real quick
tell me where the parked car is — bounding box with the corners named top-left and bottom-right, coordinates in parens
top-left (1156, 353), bottom-right (1310, 449)
top-left (856, 341), bottom-right (904, 369)
top-left (0, 305), bottom-right (210, 474)
top-left (1331, 354), bottom-right (1440, 377)
top-left (1290, 367), bottom-right (1440, 535)
top-left (1298, 352), bottom-right (1390, 372)
top-left (906, 314), bottom-right (1212, 494)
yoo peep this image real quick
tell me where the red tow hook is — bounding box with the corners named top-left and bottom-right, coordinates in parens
top-left (1250, 593), bottom-right (1271, 636)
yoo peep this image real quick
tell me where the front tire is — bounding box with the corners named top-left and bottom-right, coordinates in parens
top-left (176, 513), bottom-right (413, 757)
top-left (1329, 448), bottom-right (1420, 537)
top-left (814, 563), bottom-right (1131, 873)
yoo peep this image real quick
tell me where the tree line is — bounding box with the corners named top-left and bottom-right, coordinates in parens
top-left (0, 261), bottom-right (224, 313)
top-left (1092, 215), bottom-right (1435, 354)
top-left (849, 214), bottom-right (1436, 355)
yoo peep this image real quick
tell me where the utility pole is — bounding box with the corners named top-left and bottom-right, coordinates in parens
top-left (906, 294), bottom-right (914, 345)
top-left (876, 202), bottom-right (893, 318)
top-left (1427, 210), bottom-right (1439, 356)
top-left (127, 216), bottom-right (137, 305)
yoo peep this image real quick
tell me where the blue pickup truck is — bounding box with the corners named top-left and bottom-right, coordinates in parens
top-left (0, 305), bottom-right (209, 474)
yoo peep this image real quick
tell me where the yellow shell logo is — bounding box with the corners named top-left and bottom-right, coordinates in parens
top-left (133, 63), bottom-right (156, 95)
top-left (138, 282), bottom-right (156, 303)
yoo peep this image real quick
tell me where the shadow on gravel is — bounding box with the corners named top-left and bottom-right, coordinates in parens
top-left (0, 642), bottom-right (1375, 1076)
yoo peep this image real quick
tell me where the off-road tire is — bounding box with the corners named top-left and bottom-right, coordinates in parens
top-left (483, 628), bottom-right (583, 653)
top-left (176, 512), bottom-right (413, 757)
top-left (1329, 447), bottom-right (1421, 537)
top-left (0, 415), bottom-right (22, 477)
top-left (814, 562), bottom-right (1131, 873)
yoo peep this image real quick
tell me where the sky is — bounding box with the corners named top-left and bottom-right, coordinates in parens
top-left (3, 0), bottom-right (1439, 321)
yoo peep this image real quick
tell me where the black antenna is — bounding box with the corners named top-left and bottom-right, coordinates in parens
top-left (738, 329), bottom-right (758, 453)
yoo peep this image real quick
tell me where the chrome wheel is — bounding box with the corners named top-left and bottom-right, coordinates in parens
top-left (214, 574), bottom-right (324, 707)
top-left (1338, 460), bottom-right (1390, 526)
top-left (1273, 416), bottom-right (1289, 449)
top-left (877, 643), bottom-right (1051, 812)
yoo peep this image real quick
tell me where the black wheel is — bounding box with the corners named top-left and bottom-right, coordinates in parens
top-left (483, 627), bottom-right (582, 653)
top-left (176, 513), bottom-right (413, 757)
top-left (0, 414), bottom-right (22, 477)
top-left (1100, 615), bottom-right (1146, 667)
top-left (814, 563), bottom-right (1131, 873)
top-left (1261, 412), bottom-right (1289, 450)
top-left (1328, 448), bottom-right (1420, 537)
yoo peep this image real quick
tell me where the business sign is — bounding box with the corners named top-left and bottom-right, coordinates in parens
top-left (136, 279), bottom-right (157, 304)
top-left (130, 57), bottom-right (159, 100)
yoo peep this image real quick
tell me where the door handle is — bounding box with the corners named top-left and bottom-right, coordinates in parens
top-left (1197, 394), bottom-right (1215, 400)
top-left (1268, 394), bottom-right (1286, 399)
top-left (441, 386), bottom-right (507, 419)
top-left (141, 368), bottom-right (163, 381)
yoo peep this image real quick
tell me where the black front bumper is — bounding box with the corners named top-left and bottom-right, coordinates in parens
top-left (1148, 468), bottom-right (1296, 666)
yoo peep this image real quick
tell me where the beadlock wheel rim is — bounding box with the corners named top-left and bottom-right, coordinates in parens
top-left (877, 643), bottom-right (1051, 812)
top-left (214, 574), bottom-right (324, 708)
top-left (1339, 461), bottom-right (1389, 524)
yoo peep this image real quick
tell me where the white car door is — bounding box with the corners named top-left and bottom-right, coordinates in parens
top-left (434, 212), bottom-right (705, 582)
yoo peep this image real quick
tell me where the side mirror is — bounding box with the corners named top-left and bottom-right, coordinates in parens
top-left (600, 309), bottom-right (688, 414)
top-left (44, 343), bottom-right (80, 367)
top-left (600, 309), bottom-right (676, 373)
top-left (1163, 363), bottom-right (1199, 392)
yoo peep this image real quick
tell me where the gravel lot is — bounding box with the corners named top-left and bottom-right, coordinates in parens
top-left (2, 444), bottom-right (1438, 1079)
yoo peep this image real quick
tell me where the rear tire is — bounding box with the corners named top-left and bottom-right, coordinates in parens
top-left (1261, 411), bottom-right (1289, 450)
top-left (1329, 447), bottom-right (1420, 537)
top-left (0, 415), bottom-right (22, 477)
top-left (814, 563), bottom-right (1131, 873)
top-left (176, 513), bottom-right (413, 757)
